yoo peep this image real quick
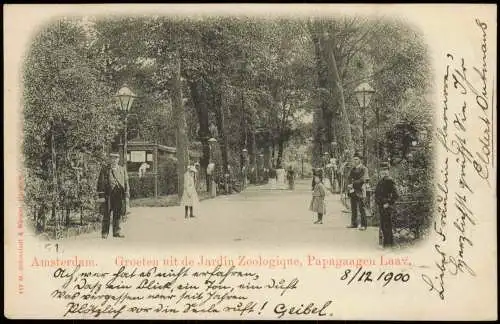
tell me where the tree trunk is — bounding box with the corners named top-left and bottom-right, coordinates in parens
top-left (173, 53), bottom-right (186, 198)
top-left (276, 137), bottom-right (285, 169)
top-left (264, 142), bottom-right (271, 170)
top-left (65, 208), bottom-right (70, 227)
top-left (312, 108), bottom-right (323, 168)
top-left (322, 32), bottom-right (354, 155)
top-left (324, 110), bottom-right (333, 145)
top-left (311, 28), bottom-right (326, 168)
top-left (240, 91), bottom-right (246, 170)
top-left (271, 142), bottom-right (276, 168)
top-left (51, 123), bottom-right (57, 225)
top-left (314, 29), bottom-right (334, 148)
top-left (309, 19), bottom-right (353, 160)
top-left (214, 84), bottom-right (229, 173)
top-left (190, 79), bottom-right (210, 191)
top-left (251, 129), bottom-right (257, 183)
top-left (313, 36), bottom-right (333, 158)
top-left (38, 205), bottom-right (46, 232)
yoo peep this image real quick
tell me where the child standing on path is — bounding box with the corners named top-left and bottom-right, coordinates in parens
top-left (310, 174), bottom-right (327, 224)
top-left (180, 165), bottom-right (199, 219)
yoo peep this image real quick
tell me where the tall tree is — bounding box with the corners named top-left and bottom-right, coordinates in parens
top-left (23, 18), bottom-right (120, 228)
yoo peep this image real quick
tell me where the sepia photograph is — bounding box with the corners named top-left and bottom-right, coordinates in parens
top-left (22, 13), bottom-right (433, 250)
top-left (5, 4), bottom-right (497, 320)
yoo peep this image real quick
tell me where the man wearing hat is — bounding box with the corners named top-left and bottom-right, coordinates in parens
top-left (347, 152), bottom-right (370, 230)
top-left (97, 152), bottom-right (129, 239)
top-left (375, 162), bottom-right (399, 247)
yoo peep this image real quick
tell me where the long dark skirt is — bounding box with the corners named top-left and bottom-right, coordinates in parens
top-left (309, 196), bottom-right (326, 214)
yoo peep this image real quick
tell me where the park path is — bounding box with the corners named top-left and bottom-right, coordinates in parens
top-left (59, 179), bottom-right (379, 251)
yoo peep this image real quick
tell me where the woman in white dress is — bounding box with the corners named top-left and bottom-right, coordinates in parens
top-left (180, 165), bottom-right (199, 218)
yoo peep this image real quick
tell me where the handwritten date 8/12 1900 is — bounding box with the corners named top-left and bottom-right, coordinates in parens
top-left (340, 267), bottom-right (410, 287)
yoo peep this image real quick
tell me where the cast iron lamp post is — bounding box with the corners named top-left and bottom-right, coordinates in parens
top-left (354, 83), bottom-right (375, 167)
top-left (116, 84), bottom-right (137, 166)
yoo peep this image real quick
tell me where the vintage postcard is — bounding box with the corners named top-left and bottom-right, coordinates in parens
top-left (4, 4), bottom-right (497, 320)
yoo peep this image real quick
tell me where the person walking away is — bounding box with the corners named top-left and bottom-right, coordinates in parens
top-left (375, 162), bottom-right (399, 247)
top-left (194, 162), bottom-right (202, 191)
top-left (338, 152), bottom-right (353, 211)
top-left (207, 162), bottom-right (216, 197)
top-left (347, 152), bottom-right (370, 230)
top-left (181, 165), bottom-right (199, 219)
top-left (287, 166), bottom-right (295, 190)
top-left (331, 158), bottom-right (339, 193)
top-left (225, 164), bottom-right (233, 194)
top-left (263, 168), bottom-right (269, 184)
top-left (97, 152), bottom-right (129, 239)
top-left (323, 163), bottom-right (332, 191)
top-left (310, 174), bottom-right (327, 224)
top-left (339, 159), bottom-right (350, 196)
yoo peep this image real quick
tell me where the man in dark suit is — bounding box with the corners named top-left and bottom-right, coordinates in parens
top-left (375, 162), bottom-right (399, 247)
top-left (347, 152), bottom-right (370, 230)
top-left (97, 152), bottom-right (129, 239)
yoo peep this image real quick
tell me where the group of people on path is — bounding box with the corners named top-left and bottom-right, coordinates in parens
top-left (309, 151), bottom-right (399, 247)
top-left (97, 150), bottom-right (399, 247)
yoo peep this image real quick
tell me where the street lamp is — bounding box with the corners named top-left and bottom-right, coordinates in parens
top-left (331, 141), bottom-right (337, 155)
top-left (208, 137), bottom-right (217, 162)
top-left (242, 148), bottom-right (248, 164)
top-left (116, 84), bottom-right (137, 166)
top-left (242, 148), bottom-right (249, 172)
top-left (68, 151), bottom-right (84, 225)
top-left (354, 83), bottom-right (375, 166)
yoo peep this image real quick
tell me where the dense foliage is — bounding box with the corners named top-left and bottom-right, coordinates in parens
top-left (23, 16), bottom-right (433, 237)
